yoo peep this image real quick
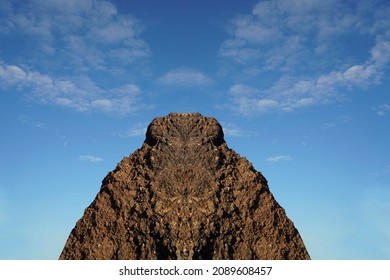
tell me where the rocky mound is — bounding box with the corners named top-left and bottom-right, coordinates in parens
top-left (59, 113), bottom-right (310, 260)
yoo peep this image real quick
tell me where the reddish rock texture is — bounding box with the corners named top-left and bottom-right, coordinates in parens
top-left (59, 113), bottom-right (310, 260)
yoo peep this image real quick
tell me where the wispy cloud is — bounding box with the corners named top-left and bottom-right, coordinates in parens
top-left (78, 155), bottom-right (103, 163)
top-left (222, 123), bottom-right (242, 137)
top-left (374, 104), bottom-right (390, 116)
top-left (221, 122), bottom-right (255, 137)
top-left (322, 115), bottom-right (352, 129)
top-left (220, 0), bottom-right (390, 114)
top-left (0, 0), bottom-right (150, 71)
top-left (0, 62), bottom-right (143, 115)
top-left (0, 0), bottom-right (150, 115)
top-left (157, 67), bottom-right (213, 87)
top-left (113, 123), bottom-right (147, 138)
top-left (18, 115), bottom-right (48, 129)
top-left (267, 155), bottom-right (291, 162)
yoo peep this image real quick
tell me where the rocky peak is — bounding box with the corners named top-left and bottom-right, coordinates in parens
top-left (59, 113), bottom-right (310, 260)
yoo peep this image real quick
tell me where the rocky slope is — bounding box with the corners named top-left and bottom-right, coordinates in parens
top-left (59, 113), bottom-right (310, 259)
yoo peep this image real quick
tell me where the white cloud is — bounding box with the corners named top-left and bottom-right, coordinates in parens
top-left (0, 62), bottom-right (143, 115)
top-left (157, 68), bottom-right (213, 87)
top-left (227, 84), bottom-right (279, 114)
top-left (222, 123), bottom-right (242, 137)
top-left (18, 115), bottom-right (48, 129)
top-left (229, 84), bottom-right (259, 96)
top-left (343, 65), bottom-right (373, 83)
top-left (267, 155), bottom-right (291, 162)
top-left (227, 83), bottom-right (294, 114)
top-left (0, 0), bottom-right (150, 71)
top-left (370, 37), bottom-right (390, 68)
top-left (227, 51), bottom-right (385, 115)
top-left (221, 0), bottom-right (390, 114)
top-left (0, 65), bottom-right (27, 82)
top-left (0, 0), bottom-right (151, 115)
top-left (220, 0), bottom-right (352, 68)
top-left (221, 123), bottom-right (256, 138)
top-left (78, 155), bottom-right (103, 163)
top-left (114, 123), bottom-right (147, 138)
top-left (323, 122), bottom-right (335, 129)
top-left (375, 104), bottom-right (390, 116)
top-left (322, 115), bottom-right (352, 129)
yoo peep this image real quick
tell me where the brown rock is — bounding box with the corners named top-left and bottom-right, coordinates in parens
top-left (59, 113), bottom-right (310, 260)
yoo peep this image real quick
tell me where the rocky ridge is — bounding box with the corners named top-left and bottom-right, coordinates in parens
top-left (59, 113), bottom-right (310, 259)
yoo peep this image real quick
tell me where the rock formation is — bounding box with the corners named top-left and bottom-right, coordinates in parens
top-left (59, 113), bottom-right (310, 260)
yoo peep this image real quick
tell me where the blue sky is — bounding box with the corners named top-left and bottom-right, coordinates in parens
top-left (0, 0), bottom-right (389, 259)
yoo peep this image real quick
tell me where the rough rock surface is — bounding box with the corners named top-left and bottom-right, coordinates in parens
top-left (60, 113), bottom-right (310, 260)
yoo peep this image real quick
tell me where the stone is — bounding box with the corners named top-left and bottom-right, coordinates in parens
top-left (59, 113), bottom-right (310, 259)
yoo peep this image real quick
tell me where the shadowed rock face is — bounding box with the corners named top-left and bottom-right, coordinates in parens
top-left (59, 113), bottom-right (310, 260)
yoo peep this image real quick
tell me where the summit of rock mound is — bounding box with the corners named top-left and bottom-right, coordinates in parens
top-left (59, 113), bottom-right (310, 260)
